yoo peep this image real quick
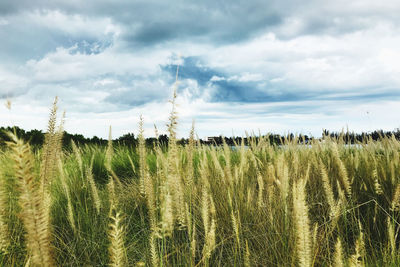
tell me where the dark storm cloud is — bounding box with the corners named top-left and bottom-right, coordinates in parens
top-left (0, 0), bottom-right (297, 49)
top-left (122, 8), bottom-right (282, 46)
top-left (2, 0), bottom-right (397, 47)
top-left (1, 0), bottom-right (397, 67)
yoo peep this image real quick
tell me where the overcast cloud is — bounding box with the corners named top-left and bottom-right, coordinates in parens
top-left (1, 0), bottom-right (400, 138)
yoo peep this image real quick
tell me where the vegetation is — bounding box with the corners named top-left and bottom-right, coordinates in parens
top-left (2, 126), bottom-right (400, 149)
top-left (2, 96), bottom-right (400, 266)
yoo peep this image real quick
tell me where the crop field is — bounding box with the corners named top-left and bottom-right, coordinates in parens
top-left (1, 98), bottom-right (400, 267)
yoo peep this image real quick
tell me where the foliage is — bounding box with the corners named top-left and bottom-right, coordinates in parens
top-left (2, 97), bottom-right (400, 266)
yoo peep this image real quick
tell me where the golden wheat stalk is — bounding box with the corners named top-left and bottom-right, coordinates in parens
top-left (202, 218), bottom-right (216, 265)
top-left (201, 188), bottom-right (216, 265)
top-left (160, 188), bottom-right (174, 235)
top-left (0, 213), bottom-right (8, 253)
top-left (149, 232), bottom-right (159, 267)
top-left (266, 163), bottom-right (276, 222)
top-left (244, 240), bottom-right (250, 267)
top-left (108, 207), bottom-right (127, 267)
top-left (387, 217), bottom-right (396, 259)
top-left (138, 115), bottom-right (146, 195)
top-left (372, 167), bottom-right (383, 195)
top-left (166, 83), bottom-right (186, 227)
top-left (191, 219), bottom-right (197, 261)
top-left (185, 204), bottom-right (196, 263)
top-left (391, 183), bottom-right (400, 210)
top-left (186, 119), bottom-right (195, 187)
top-left (7, 133), bottom-right (55, 266)
top-left (40, 97), bottom-right (59, 190)
top-left (319, 160), bottom-right (338, 219)
top-left (87, 156), bottom-right (101, 214)
top-left (331, 143), bottom-right (352, 196)
top-left (333, 237), bottom-right (344, 267)
top-left (105, 126), bottom-right (122, 187)
top-left (231, 209), bottom-right (241, 250)
top-left (107, 176), bottom-right (117, 209)
top-left (57, 158), bottom-right (76, 234)
top-left (71, 140), bottom-right (83, 176)
top-left (349, 222), bottom-right (365, 267)
top-left (278, 156), bottom-right (290, 216)
top-left (0, 167), bottom-right (9, 252)
top-left (54, 110), bottom-right (65, 159)
top-left (293, 179), bottom-right (312, 267)
top-left (105, 125), bottom-right (114, 172)
top-left (144, 170), bottom-right (156, 231)
top-left (222, 136), bottom-right (233, 186)
top-left (201, 187), bottom-right (210, 236)
top-left (256, 173), bottom-right (264, 209)
top-left (5, 99), bottom-right (11, 110)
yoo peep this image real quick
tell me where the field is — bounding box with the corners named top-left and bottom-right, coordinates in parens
top-left (1, 99), bottom-right (400, 266)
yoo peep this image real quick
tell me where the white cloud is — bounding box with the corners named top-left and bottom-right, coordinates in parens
top-left (1, 0), bottom-right (400, 138)
top-left (0, 18), bottom-right (8, 25)
top-left (0, 67), bottom-right (29, 96)
top-left (203, 23), bottom-right (400, 92)
top-left (24, 10), bottom-right (116, 36)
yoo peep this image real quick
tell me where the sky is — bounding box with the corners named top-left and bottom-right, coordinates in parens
top-left (1, 0), bottom-right (400, 139)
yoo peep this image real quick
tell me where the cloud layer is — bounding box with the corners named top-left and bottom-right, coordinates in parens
top-left (1, 0), bottom-right (400, 138)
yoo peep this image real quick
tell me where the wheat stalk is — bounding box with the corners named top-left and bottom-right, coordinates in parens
top-left (244, 240), bottom-right (250, 267)
top-left (149, 232), bottom-right (159, 267)
top-left (108, 207), bottom-right (127, 267)
top-left (0, 165), bottom-right (10, 252)
top-left (391, 183), bottom-right (400, 210)
top-left (293, 179), bottom-right (312, 267)
top-left (186, 119), bottom-right (195, 187)
top-left (160, 188), bottom-right (174, 235)
top-left (87, 156), bottom-right (101, 214)
top-left (71, 140), bottom-right (83, 176)
top-left (105, 126), bottom-right (114, 172)
top-left (57, 158), bottom-right (76, 234)
top-left (40, 97), bottom-right (61, 191)
top-left (138, 115), bottom-right (146, 195)
top-left (331, 143), bottom-right (352, 196)
top-left (333, 237), bottom-right (344, 267)
top-left (105, 126), bottom-right (122, 187)
top-left (387, 217), bottom-right (396, 259)
top-left (319, 160), bottom-right (338, 219)
top-left (185, 204), bottom-right (197, 263)
top-left (5, 99), bottom-right (11, 110)
top-left (349, 222), bottom-right (364, 267)
top-left (166, 79), bottom-right (186, 227)
top-left (7, 133), bottom-right (55, 266)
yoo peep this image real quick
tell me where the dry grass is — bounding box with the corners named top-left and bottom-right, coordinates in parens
top-left (7, 133), bottom-right (54, 267)
top-left (2, 97), bottom-right (400, 266)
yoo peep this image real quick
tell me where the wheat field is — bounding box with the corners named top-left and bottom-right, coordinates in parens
top-left (1, 97), bottom-right (400, 266)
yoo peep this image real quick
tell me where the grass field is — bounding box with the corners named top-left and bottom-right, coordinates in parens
top-left (1, 97), bottom-right (400, 266)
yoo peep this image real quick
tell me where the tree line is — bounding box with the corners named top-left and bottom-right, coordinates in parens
top-left (1, 126), bottom-right (400, 149)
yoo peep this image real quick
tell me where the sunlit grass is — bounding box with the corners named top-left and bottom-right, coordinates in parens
top-left (1, 97), bottom-right (400, 266)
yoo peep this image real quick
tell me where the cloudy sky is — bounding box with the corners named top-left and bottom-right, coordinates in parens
top-left (1, 0), bottom-right (400, 138)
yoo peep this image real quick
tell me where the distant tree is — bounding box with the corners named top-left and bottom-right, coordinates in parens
top-left (91, 136), bottom-right (100, 143)
top-left (158, 134), bottom-right (169, 146)
top-left (26, 129), bottom-right (44, 147)
top-left (117, 133), bottom-right (137, 147)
